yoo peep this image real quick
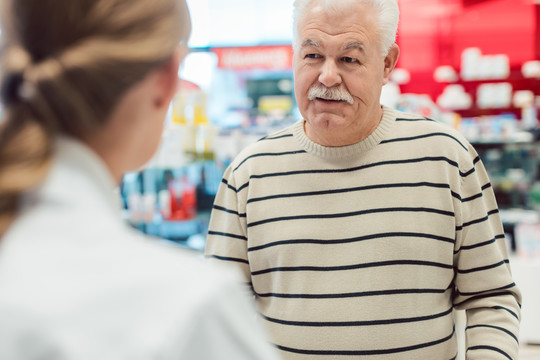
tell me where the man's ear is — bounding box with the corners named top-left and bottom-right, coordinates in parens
top-left (154, 46), bottom-right (187, 109)
top-left (382, 44), bottom-right (400, 85)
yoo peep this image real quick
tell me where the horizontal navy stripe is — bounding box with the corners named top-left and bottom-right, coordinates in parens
top-left (247, 207), bottom-right (455, 228)
top-left (461, 156), bottom-right (480, 177)
top-left (468, 345), bottom-right (512, 360)
top-left (220, 178), bottom-right (237, 192)
top-left (457, 282), bottom-right (517, 296)
top-left (261, 133), bottom-right (294, 141)
top-left (457, 260), bottom-right (507, 274)
top-left (454, 234), bottom-right (505, 253)
top-left (255, 287), bottom-right (451, 299)
top-left (235, 156), bottom-right (466, 192)
top-left (452, 190), bottom-right (486, 203)
top-left (461, 192), bottom-right (483, 202)
top-left (456, 209), bottom-right (499, 231)
top-left (246, 157), bottom-right (463, 177)
top-left (454, 294), bottom-right (519, 318)
top-left (276, 328), bottom-right (454, 356)
top-left (263, 307), bottom-right (453, 327)
top-left (234, 150), bottom-right (307, 172)
top-left (247, 182), bottom-right (453, 204)
top-left (251, 259), bottom-right (453, 276)
top-left (212, 205), bottom-right (246, 217)
top-left (248, 232), bottom-right (455, 252)
top-left (207, 230), bottom-right (247, 241)
top-left (467, 324), bottom-right (519, 344)
top-left (461, 166), bottom-right (476, 177)
top-left (395, 117), bottom-right (433, 122)
top-left (481, 182), bottom-right (492, 191)
top-left (205, 254), bottom-right (249, 265)
top-left (454, 238), bottom-right (495, 253)
top-left (381, 132), bottom-right (468, 151)
top-left (462, 209), bottom-right (499, 228)
top-left (491, 306), bottom-right (520, 320)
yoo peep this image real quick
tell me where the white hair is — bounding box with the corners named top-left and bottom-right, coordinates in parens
top-left (292, 0), bottom-right (399, 56)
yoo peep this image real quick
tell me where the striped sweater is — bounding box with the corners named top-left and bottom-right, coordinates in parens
top-left (205, 106), bottom-right (521, 360)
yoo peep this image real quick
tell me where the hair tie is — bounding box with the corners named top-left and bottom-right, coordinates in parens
top-left (0, 70), bottom-right (36, 106)
top-left (1, 72), bottom-right (24, 106)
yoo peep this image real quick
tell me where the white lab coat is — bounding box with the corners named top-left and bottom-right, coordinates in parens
top-left (0, 137), bottom-right (279, 360)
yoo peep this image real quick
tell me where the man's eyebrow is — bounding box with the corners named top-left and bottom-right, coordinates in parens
top-left (301, 39), bottom-right (320, 48)
top-left (344, 42), bottom-right (366, 52)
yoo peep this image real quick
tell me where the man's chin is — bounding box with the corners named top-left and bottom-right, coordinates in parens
top-left (306, 115), bottom-right (352, 131)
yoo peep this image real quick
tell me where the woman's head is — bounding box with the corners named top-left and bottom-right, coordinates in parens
top-left (292, 0), bottom-right (399, 56)
top-left (0, 0), bottom-right (191, 137)
top-left (0, 0), bottom-right (191, 235)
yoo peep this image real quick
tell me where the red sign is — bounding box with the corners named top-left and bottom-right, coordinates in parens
top-left (211, 45), bottom-right (294, 70)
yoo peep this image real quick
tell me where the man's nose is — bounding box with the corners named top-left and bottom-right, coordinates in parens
top-left (318, 59), bottom-right (342, 88)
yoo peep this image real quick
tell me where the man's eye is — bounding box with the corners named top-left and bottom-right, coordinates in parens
top-left (342, 57), bottom-right (358, 63)
top-left (305, 53), bottom-right (321, 59)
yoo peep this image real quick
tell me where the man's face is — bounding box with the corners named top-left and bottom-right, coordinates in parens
top-left (293, 2), bottom-right (397, 145)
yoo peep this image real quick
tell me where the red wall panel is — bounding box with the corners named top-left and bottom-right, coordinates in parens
top-left (397, 0), bottom-right (538, 101)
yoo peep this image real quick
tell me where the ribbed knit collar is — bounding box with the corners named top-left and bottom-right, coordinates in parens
top-left (292, 105), bottom-right (397, 159)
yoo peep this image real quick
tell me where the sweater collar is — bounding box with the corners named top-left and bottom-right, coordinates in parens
top-left (293, 105), bottom-right (397, 159)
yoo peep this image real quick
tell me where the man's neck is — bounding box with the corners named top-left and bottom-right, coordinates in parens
top-left (304, 106), bottom-right (383, 147)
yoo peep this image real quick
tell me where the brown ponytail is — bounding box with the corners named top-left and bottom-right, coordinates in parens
top-left (0, 43), bottom-right (54, 236)
top-left (0, 115), bottom-right (52, 236)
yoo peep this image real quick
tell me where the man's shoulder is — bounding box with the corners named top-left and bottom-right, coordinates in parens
top-left (393, 109), bottom-right (450, 130)
top-left (248, 123), bottom-right (298, 150)
top-left (229, 122), bottom-right (300, 167)
top-left (392, 108), bottom-right (470, 145)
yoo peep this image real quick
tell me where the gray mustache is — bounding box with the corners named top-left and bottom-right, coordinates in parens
top-left (308, 85), bottom-right (354, 105)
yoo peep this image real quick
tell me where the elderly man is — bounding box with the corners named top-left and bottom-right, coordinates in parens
top-left (205, 0), bottom-right (521, 359)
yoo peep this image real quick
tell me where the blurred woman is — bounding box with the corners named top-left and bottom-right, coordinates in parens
top-left (0, 1), bottom-right (278, 359)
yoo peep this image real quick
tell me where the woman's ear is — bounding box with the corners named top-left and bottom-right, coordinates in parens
top-left (154, 46), bottom-right (187, 109)
top-left (382, 44), bottom-right (400, 85)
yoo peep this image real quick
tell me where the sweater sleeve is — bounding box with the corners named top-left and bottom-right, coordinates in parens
top-left (204, 164), bottom-right (252, 290)
top-left (453, 146), bottom-right (522, 360)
